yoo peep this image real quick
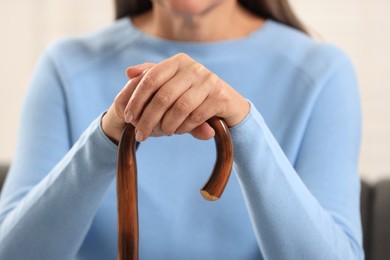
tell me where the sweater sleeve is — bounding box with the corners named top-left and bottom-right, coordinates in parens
top-left (0, 48), bottom-right (118, 259)
top-left (230, 57), bottom-right (364, 259)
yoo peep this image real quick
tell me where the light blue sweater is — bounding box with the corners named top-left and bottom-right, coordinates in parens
top-left (0, 18), bottom-right (363, 259)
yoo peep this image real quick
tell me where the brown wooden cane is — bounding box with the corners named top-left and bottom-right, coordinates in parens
top-left (116, 116), bottom-right (234, 260)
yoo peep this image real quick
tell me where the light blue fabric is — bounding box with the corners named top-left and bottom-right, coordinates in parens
top-left (0, 18), bottom-right (363, 259)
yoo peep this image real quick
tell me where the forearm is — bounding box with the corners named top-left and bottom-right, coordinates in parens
top-left (0, 117), bottom-right (117, 259)
top-left (230, 103), bottom-right (363, 260)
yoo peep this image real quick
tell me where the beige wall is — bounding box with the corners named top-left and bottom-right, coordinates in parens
top-left (0, 1), bottom-right (389, 182)
top-left (0, 0), bottom-right (114, 163)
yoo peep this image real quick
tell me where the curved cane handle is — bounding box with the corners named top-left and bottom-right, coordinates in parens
top-left (200, 117), bottom-right (234, 200)
top-left (116, 116), bottom-right (234, 260)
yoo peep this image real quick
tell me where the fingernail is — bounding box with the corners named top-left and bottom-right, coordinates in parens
top-left (135, 129), bottom-right (144, 142)
top-left (125, 112), bottom-right (133, 123)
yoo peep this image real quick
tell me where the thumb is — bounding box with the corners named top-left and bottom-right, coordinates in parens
top-left (190, 122), bottom-right (215, 140)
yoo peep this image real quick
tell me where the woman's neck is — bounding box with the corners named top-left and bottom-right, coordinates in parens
top-left (132, 2), bottom-right (264, 42)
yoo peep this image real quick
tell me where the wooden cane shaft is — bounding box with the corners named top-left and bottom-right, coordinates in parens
top-left (116, 116), bottom-right (234, 260)
top-left (117, 123), bottom-right (138, 260)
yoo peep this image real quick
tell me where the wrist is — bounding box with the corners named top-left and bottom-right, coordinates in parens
top-left (101, 109), bottom-right (125, 143)
top-left (224, 92), bottom-right (250, 127)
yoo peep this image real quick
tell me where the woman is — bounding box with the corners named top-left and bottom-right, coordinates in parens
top-left (0, 0), bottom-right (363, 259)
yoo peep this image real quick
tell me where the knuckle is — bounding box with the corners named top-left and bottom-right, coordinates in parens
top-left (176, 52), bottom-right (191, 62)
top-left (174, 100), bottom-right (190, 115)
top-left (177, 52), bottom-right (187, 58)
top-left (114, 94), bottom-right (122, 105)
top-left (191, 63), bottom-right (206, 76)
top-left (160, 121), bottom-right (175, 135)
top-left (140, 73), bottom-right (156, 90)
top-left (154, 89), bottom-right (171, 107)
top-left (127, 99), bottom-right (138, 113)
top-left (161, 126), bottom-right (175, 136)
top-left (208, 74), bottom-right (225, 98)
top-left (207, 73), bottom-right (220, 87)
top-left (152, 124), bottom-right (164, 136)
top-left (189, 112), bottom-right (205, 125)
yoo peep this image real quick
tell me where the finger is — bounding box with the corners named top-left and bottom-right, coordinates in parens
top-left (126, 62), bottom-right (155, 79)
top-left (159, 80), bottom-right (210, 136)
top-left (114, 74), bottom-right (144, 119)
top-left (150, 122), bottom-right (165, 137)
top-left (190, 122), bottom-right (215, 140)
top-left (125, 54), bottom-right (191, 124)
top-left (174, 97), bottom-right (220, 135)
top-left (133, 70), bottom-right (193, 141)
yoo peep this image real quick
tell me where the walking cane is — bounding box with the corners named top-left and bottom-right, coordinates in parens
top-left (116, 116), bottom-right (234, 260)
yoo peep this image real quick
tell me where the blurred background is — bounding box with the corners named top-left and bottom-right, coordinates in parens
top-left (0, 0), bottom-right (389, 182)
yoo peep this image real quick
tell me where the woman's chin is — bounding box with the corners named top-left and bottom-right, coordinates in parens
top-left (156, 0), bottom-right (225, 16)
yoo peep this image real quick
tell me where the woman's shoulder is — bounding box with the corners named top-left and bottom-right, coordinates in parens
top-left (264, 20), bottom-right (354, 82)
top-left (49, 17), bottom-right (133, 55)
top-left (41, 18), bottom-right (136, 77)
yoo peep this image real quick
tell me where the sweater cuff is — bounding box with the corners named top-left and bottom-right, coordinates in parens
top-left (75, 113), bottom-right (118, 179)
top-left (228, 100), bottom-right (268, 170)
top-left (229, 100), bottom-right (266, 140)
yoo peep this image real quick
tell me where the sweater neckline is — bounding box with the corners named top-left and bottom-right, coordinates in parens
top-left (123, 17), bottom-right (273, 53)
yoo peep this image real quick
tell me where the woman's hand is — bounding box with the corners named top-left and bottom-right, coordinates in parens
top-left (102, 53), bottom-right (249, 143)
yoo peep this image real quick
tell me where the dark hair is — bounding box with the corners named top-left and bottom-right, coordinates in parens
top-left (114, 0), bottom-right (308, 34)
